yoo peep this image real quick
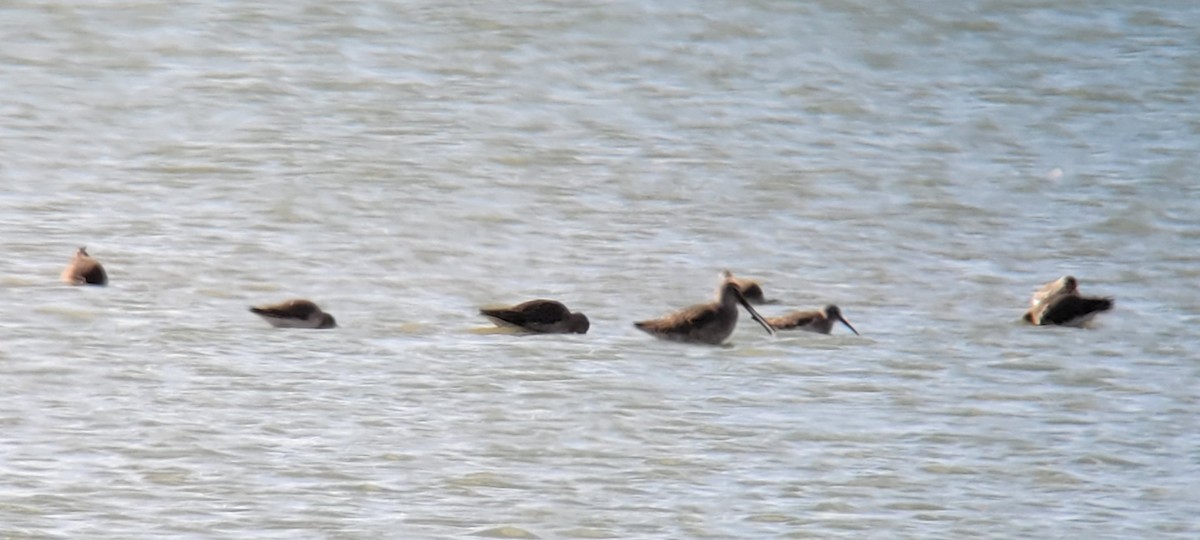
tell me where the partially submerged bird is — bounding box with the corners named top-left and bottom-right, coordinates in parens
top-left (720, 270), bottom-right (769, 304)
top-left (480, 299), bottom-right (590, 334)
top-left (634, 272), bottom-right (776, 345)
top-left (766, 305), bottom-right (859, 335)
top-left (1029, 275), bottom-right (1077, 311)
top-left (1022, 275), bottom-right (1113, 327)
top-left (61, 246), bottom-right (107, 286)
top-left (249, 299), bottom-right (337, 329)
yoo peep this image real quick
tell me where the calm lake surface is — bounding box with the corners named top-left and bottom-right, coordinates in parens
top-left (1, 1), bottom-right (1198, 538)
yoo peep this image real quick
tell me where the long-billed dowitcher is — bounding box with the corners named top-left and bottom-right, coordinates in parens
top-left (480, 299), bottom-right (590, 334)
top-left (766, 305), bottom-right (859, 335)
top-left (1022, 276), bottom-right (1113, 327)
top-left (250, 299), bottom-right (337, 329)
top-left (634, 272), bottom-right (775, 345)
top-left (61, 246), bottom-right (107, 286)
top-left (720, 270), bottom-right (769, 304)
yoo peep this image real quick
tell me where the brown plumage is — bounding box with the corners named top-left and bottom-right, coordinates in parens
top-left (1022, 276), bottom-right (1113, 327)
top-left (766, 305), bottom-right (859, 335)
top-left (634, 274), bottom-right (776, 345)
top-left (249, 299), bottom-right (337, 329)
top-left (480, 299), bottom-right (590, 334)
top-left (1029, 275), bottom-right (1077, 311)
top-left (61, 247), bottom-right (107, 286)
top-left (721, 270), bottom-right (768, 304)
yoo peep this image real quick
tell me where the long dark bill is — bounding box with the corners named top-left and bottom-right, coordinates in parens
top-left (735, 289), bottom-right (776, 336)
top-left (837, 314), bottom-right (861, 336)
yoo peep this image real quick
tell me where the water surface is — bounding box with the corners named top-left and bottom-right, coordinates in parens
top-left (1, 1), bottom-right (1197, 538)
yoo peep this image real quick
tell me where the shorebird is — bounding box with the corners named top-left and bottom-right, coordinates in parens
top-left (480, 299), bottom-right (590, 334)
top-left (634, 273), bottom-right (776, 345)
top-left (1029, 275), bottom-right (1076, 311)
top-left (1022, 275), bottom-right (1113, 327)
top-left (720, 270), bottom-right (769, 304)
top-left (249, 299), bottom-right (337, 329)
top-left (766, 305), bottom-right (859, 335)
top-left (61, 247), bottom-right (107, 286)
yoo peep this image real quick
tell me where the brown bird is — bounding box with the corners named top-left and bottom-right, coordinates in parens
top-left (1029, 275), bottom-right (1076, 311)
top-left (480, 299), bottom-right (590, 334)
top-left (61, 246), bottom-right (107, 286)
top-left (720, 270), bottom-right (769, 304)
top-left (249, 299), bottom-right (337, 329)
top-left (634, 272), bottom-right (776, 345)
top-left (766, 305), bottom-right (860, 335)
top-left (1022, 276), bottom-right (1113, 327)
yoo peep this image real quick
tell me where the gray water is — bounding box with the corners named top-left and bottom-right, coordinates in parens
top-left (1, 1), bottom-right (1198, 538)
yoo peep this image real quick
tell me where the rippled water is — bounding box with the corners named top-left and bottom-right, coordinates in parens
top-left (1, 1), bottom-right (1198, 538)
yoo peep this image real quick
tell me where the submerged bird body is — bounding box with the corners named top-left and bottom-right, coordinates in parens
top-left (250, 299), bottom-right (337, 329)
top-left (766, 305), bottom-right (859, 335)
top-left (634, 276), bottom-right (775, 345)
top-left (61, 247), bottom-right (107, 286)
top-left (1023, 276), bottom-right (1113, 327)
top-left (480, 299), bottom-right (590, 334)
top-left (1024, 294), bottom-right (1113, 327)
